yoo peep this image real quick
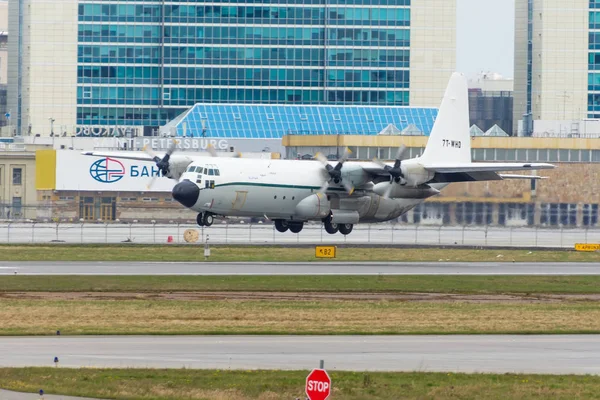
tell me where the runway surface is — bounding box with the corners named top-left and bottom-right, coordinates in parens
top-left (1, 335), bottom-right (600, 374)
top-left (1, 261), bottom-right (600, 275)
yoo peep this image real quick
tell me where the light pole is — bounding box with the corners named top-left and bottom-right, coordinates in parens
top-left (49, 118), bottom-right (55, 136)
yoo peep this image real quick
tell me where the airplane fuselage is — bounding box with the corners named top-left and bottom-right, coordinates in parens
top-left (175, 156), bottom-right (443, 223)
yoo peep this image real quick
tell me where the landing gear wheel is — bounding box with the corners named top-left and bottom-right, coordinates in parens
top-left (274, 219), bottom-right (289, 233)
top-left (289, 222), bottom-right (304, 233)
top-left (324, 220), bottom-right (339, 234)
top-left (196, 213), bottom-right (205, 227)
top-left (338, 223), bottom-right (353, 235)
top-left (202, 213), bottom-right (214, 227)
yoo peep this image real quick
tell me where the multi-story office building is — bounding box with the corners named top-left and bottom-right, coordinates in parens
top-left (0, 0), bottom-right (7, 129)
top-left (7, 0), bottom-right (455, 137)
top-left (513, 0), bottom-right (590, 135)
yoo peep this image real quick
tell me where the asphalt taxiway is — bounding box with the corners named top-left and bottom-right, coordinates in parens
top-left (0, 261), bottom-right (600, 275)
top-left (1, 335), bottom-right (600, 374)
top-left (0, 389), bottom-right (102, 400)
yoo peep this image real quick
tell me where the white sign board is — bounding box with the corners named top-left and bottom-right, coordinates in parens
top-left (55, 150), bottom-right (175, 192)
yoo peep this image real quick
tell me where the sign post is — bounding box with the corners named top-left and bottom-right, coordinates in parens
top-left (305, 368), bottom-right (331, 400)
top-left (575, 243), bottom-right (600, 252)
top-left (315, 246), bottom-right (336, 258)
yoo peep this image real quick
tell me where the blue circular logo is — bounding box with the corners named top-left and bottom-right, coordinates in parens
top-left (90, 157), bottom-right (125, 183)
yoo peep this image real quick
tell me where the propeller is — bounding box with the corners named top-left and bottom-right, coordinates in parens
top-left (314, 148), bottom-right (355, 195)
top-left (143, 139), bottom-right (179, 189)
top-left (201, 119), bottom-right (207, 137)
top-left (206, 143), bottom-right (242, 158)
top-left (373, 145), bottom-right (408, 198)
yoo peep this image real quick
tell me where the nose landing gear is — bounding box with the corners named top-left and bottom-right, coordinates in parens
top-left (196, 212), bottom-right (214, 227)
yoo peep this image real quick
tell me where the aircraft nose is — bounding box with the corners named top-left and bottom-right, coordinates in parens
top-left (172, 180), bottom-right (200, 208)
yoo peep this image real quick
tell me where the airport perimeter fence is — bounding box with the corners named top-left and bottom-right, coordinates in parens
top-left (0, 221), bottom-right (598, 248)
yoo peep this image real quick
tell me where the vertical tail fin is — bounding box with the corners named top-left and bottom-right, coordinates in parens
top-left (420, 72), bottom-right (471, 163)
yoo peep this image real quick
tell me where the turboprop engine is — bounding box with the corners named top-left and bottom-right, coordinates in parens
top-left (373, 182), bottom-right (440, 199)
top-left (373, 146), bottom-right (434, 196)
top-left (315, 149), bottom-right (372, 194)
top-left (295, 193), bottom-right (331, 219)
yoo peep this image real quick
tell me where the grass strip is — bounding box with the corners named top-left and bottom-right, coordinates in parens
top-left (2, 299), bottom-right (600, 335)
top-left (3, 275), bottom-right (600, 294)
top-left (0, 244), bottom-right (598, 262)
top-left (3, 367), bottom-right (600, 400)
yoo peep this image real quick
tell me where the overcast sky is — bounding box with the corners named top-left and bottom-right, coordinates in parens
top-left (456, 0), bottom-right (515, 79)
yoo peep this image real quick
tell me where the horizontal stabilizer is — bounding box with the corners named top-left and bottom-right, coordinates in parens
top-left (423, 162), bottom-right (555, 174)
top-left (81, 151), bottom-right (155, 162)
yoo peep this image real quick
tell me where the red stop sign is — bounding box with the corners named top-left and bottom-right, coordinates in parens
top-left (305, 368), bottom-right (331, 400)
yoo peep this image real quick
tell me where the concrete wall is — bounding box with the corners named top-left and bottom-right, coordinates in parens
top-left (0, 1), bottom-right (8, 85)
top-left (409, 0), bottom-right (457, 107)
top-left (7, 0), bottom-right (78, 137)
top-left (514, 0), bottom-right (589, 132)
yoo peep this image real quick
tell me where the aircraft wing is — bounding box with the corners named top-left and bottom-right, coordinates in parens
top-left (498, 174), bottom-right (548, 180)
top-left (423, 162), bottom-right (554, 183)
top-left (81, 151), bottom-right (155, 162)
top-left (422, 162), bottom-right (555, 173)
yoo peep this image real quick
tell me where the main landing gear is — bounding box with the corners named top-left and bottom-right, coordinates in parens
top-left (323, 217), bottom-right (353, 235)
top-left (275, 219), bottom-right (304, 233)
top-left (196, 212), bottom-right (214, 227)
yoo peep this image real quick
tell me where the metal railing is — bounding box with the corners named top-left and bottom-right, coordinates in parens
top-left (0, 222), bottom-right (597, 248)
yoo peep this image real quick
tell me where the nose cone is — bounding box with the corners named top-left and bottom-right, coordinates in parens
top-left (172, 180), bottom-right (200, 208)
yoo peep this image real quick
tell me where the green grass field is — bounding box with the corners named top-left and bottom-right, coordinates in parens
top-left (0, 244), bottom-right (598, 262)
top-left (2, 368), bottom-right (600, 400)
top-left (2, 299), bottom-right (600, 335)
top-left (3, 275), bottom-right (600, 294)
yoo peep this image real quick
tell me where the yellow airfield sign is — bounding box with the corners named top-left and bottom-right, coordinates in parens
top-left (315, 246), bottom-right (337, 258)
top-left (574, 243), bottom-right (600, 252)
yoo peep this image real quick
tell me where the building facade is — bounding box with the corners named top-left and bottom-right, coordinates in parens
top-left (0, 1), bottom-right (7, 129)
top-left (513, 0), bottom-right (589, 135)
top-left (0, 138), bottom-right (37, 219)
top-left (7, 0), bottom-right (455, 137)
top-left (468, 72), bottom-right (514, 135)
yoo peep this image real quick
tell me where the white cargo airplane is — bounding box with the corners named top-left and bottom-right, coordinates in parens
top-left (83, 73), bottom-right (555, 235)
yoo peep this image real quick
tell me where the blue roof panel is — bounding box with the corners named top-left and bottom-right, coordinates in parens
top-left (172, 104), bottom-right (438, 138)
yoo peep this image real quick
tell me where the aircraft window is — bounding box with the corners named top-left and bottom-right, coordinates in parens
top-left (209, 169), bottom-right (214, 175)
top-left (214, 169), bottom-right (220, 176)
top-left (204, 168), bottom-right (208, 174)
top-left (187, 166), bottom-right (194, 172)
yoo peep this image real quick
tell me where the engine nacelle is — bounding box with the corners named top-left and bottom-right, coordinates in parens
top-left (341, 163), bottom-right (372, 187)
top-left (167, 155), bottom-right (194, 180)
top-left (400, 162), bottom-right (435, 187)
top-left (373, 182), bottom-right (440, 199)
top-left (295, 193), bottom-right (330, 219)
